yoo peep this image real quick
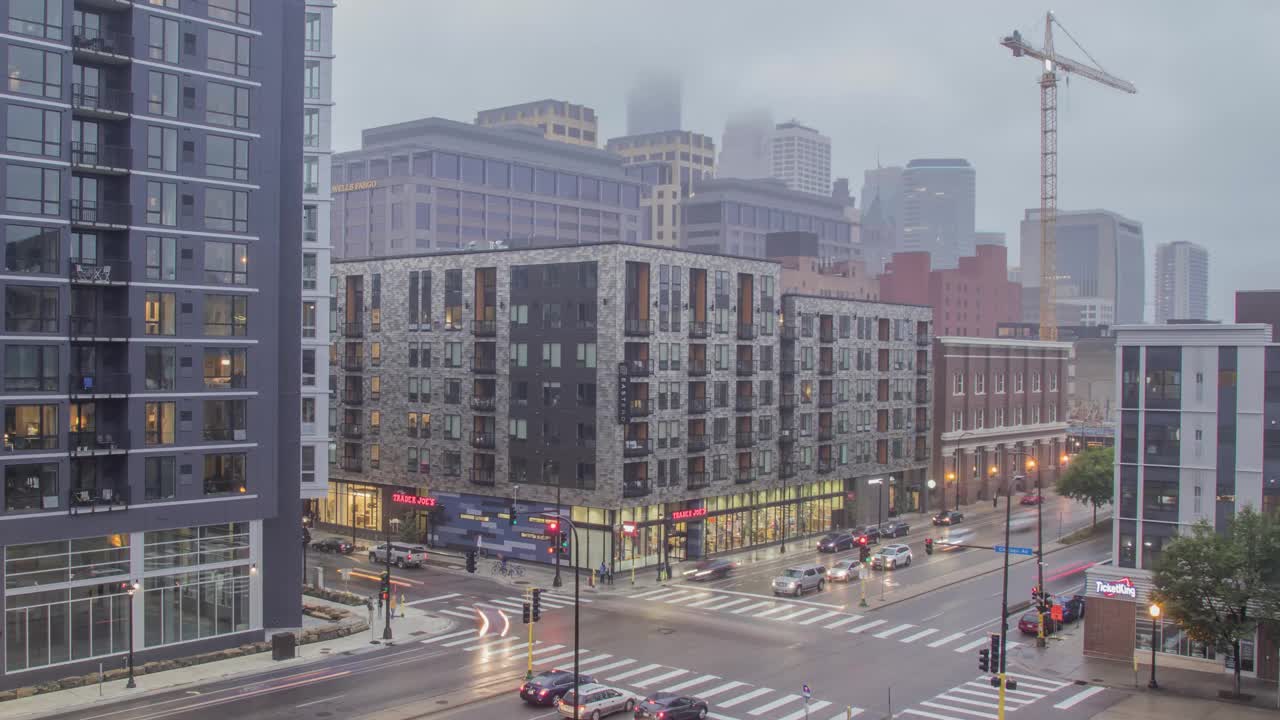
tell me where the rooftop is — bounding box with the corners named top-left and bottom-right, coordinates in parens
top-left (345, 116), bottom-right (623, 166)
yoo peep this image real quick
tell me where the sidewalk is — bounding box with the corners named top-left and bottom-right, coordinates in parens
top-left (0, 595), bottom-right (454, 720)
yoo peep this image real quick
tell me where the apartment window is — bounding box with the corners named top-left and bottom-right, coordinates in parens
top-left (995, 372), bottom-right (1006, 394)
top-left (205, 241), bottom-right (248, 284)
top-left (951, 410), bottom-right (962, 432)
top-left (443, 341), bottom-right (462, 368)
top-left (203, 348), bottom-right (246, 388)
top-left (302, 253), bottom-right (316, 290)
top-left (1032, 371), bottom-right (1042, 392)
top-left (7, 46), bottom-right (61, 98)
top-left (1014, 407), bottom-right (1023, 425)
top-left (952, 371), bottom-right (964, 395)
top-left (205, 188), bottom-right (248, 232)
top-left (144, 292), bottom-right (175, 335)
top-left (207, 135), bottom-right (249, 180)
top-left (9, 0), bottom-right (63, 40)
top-left (443, 414), bottom-right (461, 440)
top-left (203, 399), bottom-right (246, 441)
top-left (204, 295), bottom-right (247, 336)
top-left (301, 301), bottom-right (315, 338)
top-left (303, 108), bottom-right (320, 148)
top-left (146, 181), bottom-right (177, 226)
top-left (208, 0), bottom-right (251, 25)
top-left (301, 446), bottom-right (316, 484)
top-left (144, 401), bottom-right (175, 445)
top-left (576, 343), bottom-right (596, 368)
top-left (304, 12), bottom-right (322, 52)
top-left (146, 125), bottom-right (178, 172)
top-left (144, 346), bottom-right (176, 390)
top-left (542, 381), bottom-right (561, 407)
top-left (974, 409), bottom-right (984, 429)
top-left (203, 453), bottom-right (246, 495)
top-left (542, 343), bottom-right (561, 368)
top-left (148, 70), bottom-right (178, 117)
top-left (510, 342), bottom-right (528, 367)
top-left (207, 29), bottom-right (251, 77)
top-left (303, 156), bottom-right (319, 194)
top-left (303, 204), bottom-right (319, 243)
top-left (5, 345), bottom-right (56, 391)
top-left (1014, 372), bottom-right (1024, 393)
top-left (6, 165), bottom-right (60, 215)
top-left (304, 61), bottom-right (320, 99)
top-left (145, 235), bottom-right (176, 280)
top-left (5, 225), bottom-right (58, 273)
top-left (144, 456), bottom-right (176, 500)
top-left (1049, 371), bottom-right (1058, 392)
top-left (148, 16), bottom-right (179, 63)
top-left (7, 105), bottom-right (60, 157)
top-left (974, 373), bottom-right (985, 395)
top-left (207, 82), bottom-right (250, 128)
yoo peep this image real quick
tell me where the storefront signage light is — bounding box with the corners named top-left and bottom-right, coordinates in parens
top-left (670, 507), bottom-right (707, 521)
top-left (332, 180), bottom-right (377, 193)
top-left (1094, 577), bottom-right (1137, 599)
top-left (520, 532), bottom-right (550, 542)
top-left (391, 492), bottom-right (437, 507)
top-left (459, 513), bottom-right (490, 522)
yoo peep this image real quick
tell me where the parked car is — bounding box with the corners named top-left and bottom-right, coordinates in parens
top-left (879, 520), bottom-right (911, 538)
top-left (817, 532), bottom-right (855, 552)
top-left (633, 692), bottom-right (710, 719)
top-left (1020, 494), bottom-right (1044, 506)
top-left (856, 525), bottom-right (882, 544)
top-left (871, 544), bottom-right (913, 570)
top-left (932, 511), bottom-right (964, 526)
top-left (1018, 611), bottom-right (1060, 635)
top-left (520, 669), bottom-right (597, 706)
top-left (682, 558), bottom-right (734, 581)
top-left (771, 563), bottom-right (827, 596)
top-left (368, 543), bottom-right (426, 568)
top-left (1054, 594), bottom-right (1086, 622)
top-left (557, 683), bottom-right (636, 719)
top-left (312, 538), bottom-right (354, 554)
top-left (827, 558), bottom-right (859, 582)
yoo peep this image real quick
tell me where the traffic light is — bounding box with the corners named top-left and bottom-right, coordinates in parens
top-left (989, 633), bottom-right (1001, 673)
top-left (859, 543), bottom-right (870, 563)
top-left (531, 588), bottom-right (543, 622)
top-left (924, 537), bottom-right (934, 556)
top-left (521, 601), bottom-right (531, 624)
top-left (380, 571), bottom-right (390, 595)
top-left (509, 504), bottom-right (518, 526)
top-left (978, 647), bottom-right (990, 672)
top-left (558, 533), bottom-right (570, 555)
top-left (465, 550), bottom-right (477, 573)
top-left (547, 519), bottom-right (560, 535)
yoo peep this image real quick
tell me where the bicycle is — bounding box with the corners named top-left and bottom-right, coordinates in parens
top-left (491, 560), bottom-right (525, 578)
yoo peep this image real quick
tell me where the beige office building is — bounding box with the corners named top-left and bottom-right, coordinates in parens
top-left (607, 130), bottom-right (717, 247)
top-left (475, 99), bottom-right (599, 147)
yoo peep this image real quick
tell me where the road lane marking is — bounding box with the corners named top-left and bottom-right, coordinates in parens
top-left (822, 615), bottom-right (863, 629)
top-left (827, 711), bottom-right (864, 719)
top-left (900, 628), bottom-right (939, 643)
top-left (581, 658), bottom-right (634, 674)
top-left (716, 687), bottom-right (774, 708)
top-left (421, 629), bottom-right (475, 644)
top-left (542, 592), bottom-right (591, 603)
top-left (747, 693), bottom-right (802, 715)
top-left (937, 693), bottom-right (1000, 710)
top-left (753, 606), bottom-right (791, 618)
top-left (572, 653), bottom-right (613, 667)
top-left (537, 649), bottom-right (584, 664)
top-left (873, 623), bottom-right (915, 639)
top-left (659, 583), bottom-right (846, 609)
top-left (696, 680), bottom-right (750, 699)
top-left (528, 644), bottom-right (567, 657)
top-left (1053, 685), bottom-right (1106, 709)
top-left (964, 681), bottom-right (1043, 699)
top-left (405, 593), bottom-right (459, 605)
top-left (606, 663), bottom-right (664, 682)
top-left (731, 600), bottom-right (775, 614)
top-left (662, 674), bottom-right (721, 692)
top-left (927, 632), bottom-right (967, 648)
top-left (295, 695), bottom-right (345, 709)
top-left (662, 591), bottom-right (708, 604)
top-left (798, 610), bottom-right (842, 625)
top-left (773, 607), bottom-right (823, 622)
top-left (953, 637), bottom-right (990, 653)
top-left (847, 619), bottom-right (888, 634)
top-left (629, 588), bottom-right (673, 599)
top-left (777, 702), bottom-right (831, 720)
top-left (921, 700), bottom-right (997, 718)
top-left (705, 597), bottom-right (754, 611)
top-left (1004, 671), bottom-right (1070, 688)
top-left (901, 709), bottom-right (965, 720)
top-left (438, 608), bottom-right (477, 619)
top-left (633, 668), bottom-right (689, 687)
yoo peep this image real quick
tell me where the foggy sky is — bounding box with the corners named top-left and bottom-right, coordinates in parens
top-left (331, 1), bottom-right (1280, 320)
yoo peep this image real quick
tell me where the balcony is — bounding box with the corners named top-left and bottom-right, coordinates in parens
top-left (71, 142), bottom-right (130, 173)
top-left (470, 396), bottom-right (497, 412)
top-left (817, 459), bottom-right (835, 475)
top-left (471, 357), bottom-right (498, 374)
top-left (621, 359), bottom-right (652, 377)
top-left (339, 456), bottom-right (363, 472)
top-left (688, 397), bottom-right (708, 414)
top-left (70, 200), bottom-right (129, 228)
top-left (688, 360), bottom-right (708, 377)
top-left (340, 423), bottom-right (363, 439)
top-left (917, 365), bottom-right (928, 376)
top-left (688, 321), bottom-right (709, 339)
top-left (469, 468), bottom-right (496, 486)
top-left (820, 329), bottom-right (836, 344)
top-left (69, 314), bottom-right (129, 339)
top-left (734, 470), bottom-right (755, 485)
top-left (737, 323), bottom-right (757, 340)
top-left (68, 430), bottom-right (129, 456)
top-left (341, 355), bottom-right (364, 372)
top-left (71, 84), bottom-right (131, 117)
top-left (781, 326), bottom-right (799, 341)
top-left (342, 391), bottom-right (364, 406)
top-left (734, 395), bottom-right (755, 412)
top-left (736, 360), bottom-right (755, 377)
top-left (780, 360), bottom-right (799, 375)
top-left (470, 431), bottom-right (496, 449)
top-left (918, 389), bottom-right (931, 404)
top-left (68, 485), bottom-right (129, 515)
top-left (623, 480), bottom-right (652, 498)
top-left (779, 429), bottom-right (797, 446)
top-left (779, 462), bottom-right (797, 479)
top-left (628, 399), bottom-right (652, 417)
top-left (70, 258), bottom-right (130, 284)
top-left (818, 395), bottom-right (836, 409)
top-left (72, 25), bottom-right (133, 61)
top-left (443, 392), bottom-right (461, 405)
top-left (69, 373), bottom-right (130, 397)
top-left (623, 438), bottom-right (652, 457)
top-left (687, 434), bottom-right (709, 452)
top-left (917, 336), bottom-right (931, 347)
top-left (472, 319), bottom-right (497, 336)
top-left (686, 472), bottom-right (711, 490)
top-left (624, 318), bottom-right (654, 337)
top-left (915, 450), bottom-right (930, 462)
top-left (344, 322), bottom-right (365, 337)
top-left (780, 394), bottom-right (798, 410)
top-left (818, 364), bottom-right (835, 377)
top-left (4, 433), bottom-right (58, 452)
top-left (735, 431), bottom-right (754, 449)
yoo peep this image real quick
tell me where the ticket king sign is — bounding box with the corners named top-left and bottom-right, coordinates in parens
top-left (1094, 576), bottom-right (1137, 599)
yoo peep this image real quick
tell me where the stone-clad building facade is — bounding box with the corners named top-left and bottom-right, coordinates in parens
top-left (324, 242), bottom-right (931, 572)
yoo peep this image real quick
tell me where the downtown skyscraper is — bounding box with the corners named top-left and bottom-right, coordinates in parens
top-left (1154, 241), bottom-right (1209, 323)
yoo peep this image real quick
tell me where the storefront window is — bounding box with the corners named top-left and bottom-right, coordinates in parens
top-left (143, 565), bottom-right (250, 648)
top-left (318, 481), bottom-right (383, 533)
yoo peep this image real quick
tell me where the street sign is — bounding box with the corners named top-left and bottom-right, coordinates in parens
top-left (993, 545), bottom-right (1034, 556)
top-left (1051, 604), bottom-right (1064, 622)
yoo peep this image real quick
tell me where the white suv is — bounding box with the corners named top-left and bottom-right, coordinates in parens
top-left (872, 543), bottom-right (913, 570)
top-left (369, 543), bottom-right (425, 568)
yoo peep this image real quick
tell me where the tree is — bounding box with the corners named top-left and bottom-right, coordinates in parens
top-left (1055, 446), bottom-right (1113, 527)
top-left (1151, 508), bottom-right (1280, 697)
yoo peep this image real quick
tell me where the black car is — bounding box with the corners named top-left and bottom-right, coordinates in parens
top-left (880, 520), bottom-right (910, 538)
top-left (311, 538), bottom-right (354, 554)
top-left (682, 558), bottom-right (734, 581)
top-left (932, 511), bottom-right (964, 526)
top-left (634, 691), bottom-right (709, 719)
top-left (1054, 594), bottom-right (1086, 622)
top-left (817, 532), bottom-right (855, 552)
top-left (520, 670), bottom-right (596, 706)
top-left (857, 525), bottom-right (881, 544)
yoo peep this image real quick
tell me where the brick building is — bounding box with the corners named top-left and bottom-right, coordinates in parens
top-left (879, 243), bottom-right (1021, 338)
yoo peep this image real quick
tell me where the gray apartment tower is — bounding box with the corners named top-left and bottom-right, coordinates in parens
top-left (1154, 241), bottom-right (1209, 323)
top-left (0, 0), bottom-right (303, 688)
top-left (900, 158), bottom-right (976, 270)
top-left (330, 118), bottom-right (647, 259)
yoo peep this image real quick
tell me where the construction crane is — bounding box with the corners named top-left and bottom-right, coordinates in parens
top-left (1002, 12), bottom-right (1135, 341)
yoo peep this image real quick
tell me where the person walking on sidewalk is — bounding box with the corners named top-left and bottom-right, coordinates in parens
top-left (599, 561), bottom-right (610, 586)
top-left (993, 495), bottom-right (998, 509)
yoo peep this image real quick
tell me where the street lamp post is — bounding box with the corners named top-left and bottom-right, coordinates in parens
top-left (553, 483), bottom-right (563, 588)
top-left (944, 471), bottom-right (955, 513)
top-left (383, 517), bottom-right (400, 641)
top-left (868, 478), bottom-right (883, 533)
top-left (1148, 603), bottom-right (1160, 689)
top-left (125, 580), bottom-right (139, 688)
top-left (1007, 448), bottom-right (1045, 647)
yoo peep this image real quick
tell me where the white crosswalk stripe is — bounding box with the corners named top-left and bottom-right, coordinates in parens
top-left (822, 615), bottom-right (864, 630)
top-left (777, 702), bottom-right (831, 720)
top-left (542, 592), bottom-right (591, 604)
top-left (873, 623), bottom-right (915, 639)
top-left (753, 606), bottom-right (791, 618)
top-left (629, 588), bottom-right (672, 599)
top-left (937, 693), bottom-right (1000, 710)
top-left (965, 681), bottom-right (1043, 700)
top-left (1053, 685), bottom-right (1106, 709)
top-left (662, 591), bottom-right (707, 604)
top-left (462, 636), bottom-right (519, 652)
top-left (928, 632), bottom-right (967, 648)
top-left (1004, 671), bottom-right (1070, 689)
top-left (438, 608), bottom-right (477, 619)
top-left (607, 663), bottom-right (664, 682)
top-left (406, 593), bottom-right (459, 605)
top-left (662, 674), bottom-right (721, 693)
top-left (920, 700), bottom-right (997, 719)
top-left (731, 600), bottom-right (775, 614)
top-left (695, 680), bottom-right (749, 699)
top-left (901, 709), bottom-right (963, 720)
top-left (953, 637), bottom-right (990, 653)
top-left (686, 595), bottom-right (730, 608)
top-left (900, 628), bottom-right (939, 643)
top-left (441, 634), bottom-right (486, 647)
top-left (582, 658), bottom-right (635, 674)
top-left (705, 597), bottom-right (754, 611)
top-left (633, 668), bottom-right (689, 687)
top-left (528, 644), bottom-right (567, 657)
top-left (572, 653), bottom-right (614, 668)
top-left (773, 607), bottom-right (822, 622)
top-left (717, 687), bottom-right (774, 708)
top-left (798, 610), bottom-right (842, 625)
top-left (537, 649), bottom-right (583, 664)
top-left (847, 619), bottom-right (888, 634)
top-left (421, 629), bottom-right (475, 644)
top-left (484, 598), bottom-right (526, 610)
top-left (747, 694), bottom-right (802, 715)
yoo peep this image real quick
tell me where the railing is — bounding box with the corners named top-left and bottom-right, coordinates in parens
top-left (735, 431), bottom-right (754, 448)
top-left (442, 393), bottom-right (461, 405)
top-left (818, 395), bottom-right (836, 408)
top-left (781, 326), bottom-right (799, 340)
top-left (820, 329), bottom-right (836, 343)
top-left (69, 314), bottom-right (130, 338)
top-left (688, 397), bottom-right (708, 414)
top-left (780, 394), bottom-right (798, 410)
top-left (623, 438), bottom-right (652, 457)
top-left (340, 423), bottom-right (362, 439)
top-left (72, 25), bottom-right (133, 56)
top-left (688, 360), bottom-right (708, 376)
top-left (70, 200), bottom-right (130, 226)
top-left (818, 428), bottom-right (834, 442)
top-left (470, 432), bottom-right (496, 449)
top-left (472, 319), bottom-right (497, 336)
top-left (917, 336), bottom-right (931, 347)
top-left (779, 462), bottom-right (797, 479)
top-left (780, 360), bottom-right (799, 375)
top-left (779, 429), bottom-right (796, 445)
top-left (344, 322), bottom-right (365, 337)
top-left (69, 373), bottom-right (131, 395)
top-left (818, 459), bottom-right (835, 474)
top-left (621, 359), bottom-right (652, 377)
top-left (342, 392), bottom-right (364, 406)
top-left (342, 356), bottom-right (364, 371)
top-left (734, 396), bottom-right (755, 412)
top-left (687, 472), bottom-right (711, 490)
top-left (4, 434), bottom-right (59, 452)
top-left (68, 485), bottom-right (129, 515)
top-left (70, 258), bottom-right (130, 283)
top-left (71, 84), bottom-right (131, 114)
top-left (687, 434), bottom-right (709, 452)
top-left (340, 457), bottom-right (363, 472)
top-left (818, 364), bottom-right (835, 376)
top-left (71, 142), bottom-right (131, 169)
top-left (623, 480), bottom-right (652, 498)
top-left (628, 399), bottom-right (652, 416)
top-left (736, 360), bottom-right (755, 376)
top-left (469, 469), bottom-right (496, 486)
top-left (737, 323), bottom-right (758, 340)
top-left (69, 430), bottom-right (129, 453)
top-left (471, 357), bottom-right (498, 374)
top-left (917, 365), bottom-right (928, 376)
top-left (734, 470), bottom-right (756, 485)
top-left (688, 321), bottom-right (709, 339)
top-left (471, 396), bottom-right (496, 412)
top-left (624, 318), bottom-right (654, 337)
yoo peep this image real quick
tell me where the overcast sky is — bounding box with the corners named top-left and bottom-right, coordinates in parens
top-left (331, 1), bottom-right (1280, 320)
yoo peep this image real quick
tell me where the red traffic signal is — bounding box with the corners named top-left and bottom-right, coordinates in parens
top-left (547, 520), bottom-right (560, 534)
top-left (858, 536), bottom-right (868, 545)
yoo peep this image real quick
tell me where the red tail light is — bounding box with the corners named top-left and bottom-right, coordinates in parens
top-left (539, 689), bottom-right (549, 697)
top-left (657, 713), bottom-right (666, 719)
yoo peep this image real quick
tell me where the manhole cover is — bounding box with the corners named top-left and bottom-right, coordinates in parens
top-left (411, 630), bottom-right (427, 636)
top-left (514, 580), bottom-right (530, 585)
top-left (656, 628), bottom-right (675, 635)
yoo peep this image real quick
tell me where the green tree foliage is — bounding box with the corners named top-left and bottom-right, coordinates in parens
top-left (1055, 446), bottom-right (1113, 526)
top-left (1151, 508), bottom-right (1280, 697)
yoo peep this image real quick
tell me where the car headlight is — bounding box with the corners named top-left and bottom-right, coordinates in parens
top-left (695, 570), bottom-right (710, 576)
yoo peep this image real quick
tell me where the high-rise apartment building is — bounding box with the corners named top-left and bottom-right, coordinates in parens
top-left (302, 1), bottom-right (334, 510)
top-left (475, 100), bottom-right (599, 148)
top-left (770, 122), bottom-right (831, 196)
top-left (900, 159), bottom-right (976, 270)
top-left (1019, 209), bottom-right (1145, 325)
top-left (0, 0), bottom-right (303, 689)
top-left (1154, 241), bottom-right (1209, 323)
top-left (608, 130), bottom-right (716, 248)
top-left (1084, 323), bottom-right (1279, 674)
top-left (625, 71), bottom-right (681, 136)
top-left (680, 179), bottom-right (854, 260)
top-left (718, 109), bottom-right (773, 180)
top-left (330, 118), bottom-right (646, 259)
top-left (322, 243), bottom-right (930, 567)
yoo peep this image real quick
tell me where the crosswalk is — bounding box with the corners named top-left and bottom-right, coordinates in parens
top-left (619, 586), bottom-right (1017, 655)
top-left (419, 627), bottom-right (866, 720)
top-left (410, 590), bottom-right (591, 621)
top-left (898, 672), bottom-right (1099, 720)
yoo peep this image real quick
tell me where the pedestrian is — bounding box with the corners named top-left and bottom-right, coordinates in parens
top-left (599, 561), bottom-right (608, 585)
top-left (376, 593), bottom-right (383, 612)
top-left (399, 592), bottom-right (407, 617)
top-left (993, 495), bottom-right (998, 509)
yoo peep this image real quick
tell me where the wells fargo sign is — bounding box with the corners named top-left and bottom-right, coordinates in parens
top-left (332, 180), bottom-right (377, 193)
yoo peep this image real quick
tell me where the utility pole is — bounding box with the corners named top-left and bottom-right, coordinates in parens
top-left (997, 477), bottom-right (1014, 720)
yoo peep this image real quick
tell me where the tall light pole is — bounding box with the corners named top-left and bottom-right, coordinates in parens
top-left (944, 471), bottom-right (956, 513)
top-left (1148, 603), bottom-right (1160, 689)
top-left (1007, 448), bottom-right (1046, 647)
top-left (125, 580), bottom-right (139, 688)
top-left (553, 483), bottom-right (563, 588)
top-left (383, 516), bottom-right (400, 641)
